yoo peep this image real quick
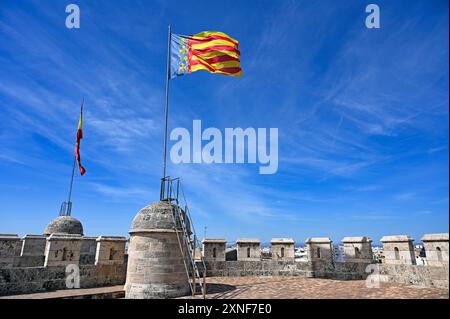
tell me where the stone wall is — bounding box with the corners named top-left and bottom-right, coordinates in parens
top-left (0, 233), bottom-right (128, 296)
top-left (377, 264), bottom-right (449, 289)
top-left (44, 234), bottom-right (82, 267)
top-left (0, 234), bottom-right (21, 268)
top-left (201, 260), bottom-right (448, 289)
top-left (201, 260), bottom-right (371, 280)
top-left (95, 236), bottom-right (127, 265)
top-left (0, 264), bottom-right (127, 296)
top-left (203, 260), bottom-right (313, 277)
top-left (202, 239), bottom-right (226, 262)
top-left (271, 238), bottom-right (295, 262)
top-left (236, 239), bottom-right (261, 261)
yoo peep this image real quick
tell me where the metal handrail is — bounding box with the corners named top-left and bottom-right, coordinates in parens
top-left (160, 176), bottom-right (207, 298)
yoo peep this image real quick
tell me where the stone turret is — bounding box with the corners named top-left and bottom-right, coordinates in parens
top-left (44, 216), bottom-right (84, 236)
top-left (124, 201), bottom-right (190, 299)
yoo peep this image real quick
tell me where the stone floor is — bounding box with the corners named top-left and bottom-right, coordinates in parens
top-left (0, 285), bottom-right (125, 299)
top-left (1, 277), bottom-right (448, 299)
top-left (180, 276), bottom-right (449, 299)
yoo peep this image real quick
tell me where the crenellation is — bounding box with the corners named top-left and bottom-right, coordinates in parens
top-left (422, 233), bottom-right (449, 267)
top-left (342, 236), bottom-right (373, 262)
top-left (202, 238), bottom-right (226, 261)
top-left (236, 238), bottom-right (261, 261)
top-left (44, 233), bottom-right (82, 267)
top-left (0, 234), bottom-right (21, 268)
top-left (1, 229), bottom-right (448, 296)
top-left (380, 235), bottom-right (416, 265)
top-left (271, 238), bottom-right (295, 261)
top-left (95, 236), bottom-right (127, 265)
top-left (306, 237), bottom-right (333, 261)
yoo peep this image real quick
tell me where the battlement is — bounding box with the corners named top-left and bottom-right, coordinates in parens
top-left (0, 233), bottom-right (128, 296)
top-left (0, 230), bottom-right (448, 296)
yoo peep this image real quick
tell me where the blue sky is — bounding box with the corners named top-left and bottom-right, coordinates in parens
top-left (0, 0), bottom-right (448, 245)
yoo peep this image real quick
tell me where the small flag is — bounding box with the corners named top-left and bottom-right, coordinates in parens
top-left (170, 31), bottom-right (242, 79)
top-left (74, 105), bottom-right (86, 175)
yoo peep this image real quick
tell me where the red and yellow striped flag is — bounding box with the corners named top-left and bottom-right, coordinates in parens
top-left (170, 31), bottom-right (242, 78)
top-left (74, 106), bottom-right (86, 176)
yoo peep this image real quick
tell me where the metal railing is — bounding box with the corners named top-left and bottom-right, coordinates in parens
top-left (161, 176), bottom-right (207, 298)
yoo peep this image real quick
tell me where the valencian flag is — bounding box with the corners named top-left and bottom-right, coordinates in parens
top-left (170, 31), bottom-right (242, 78)
top-left (74, 106), bottom-right (86, 175)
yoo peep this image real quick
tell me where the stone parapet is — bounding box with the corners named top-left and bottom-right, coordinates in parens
top-left (44, 233), bottom-right (82, 267)
top-left (380, 235), bottom-right (415, 265)
top-left (95, 236), bottom-right (127, 265)
top-left (236, 238), bottom-right (261, 261)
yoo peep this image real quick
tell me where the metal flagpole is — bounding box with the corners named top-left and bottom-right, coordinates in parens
top-left (161, 25), bottom-right (172, 200)
top-left (62, 99), bottom-right (84, 216)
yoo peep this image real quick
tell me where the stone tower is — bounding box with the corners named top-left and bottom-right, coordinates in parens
top-left (124, 201), bottom-right (190, 299)
top-left (44, 215), bottom-right (84, 236)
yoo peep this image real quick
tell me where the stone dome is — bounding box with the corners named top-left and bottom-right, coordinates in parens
top-left (44, 215), bottom-right (84, 236)
top-left (130, 201), bottom-right (179, 233)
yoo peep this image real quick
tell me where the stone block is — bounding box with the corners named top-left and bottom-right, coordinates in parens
top-left (236, 238), bottom-right (261, 261)
top-left (202, 238), bottom-right (226, 262)
top-left (271, 238), bottom-right (295, 261)
top-left (44, 233), bottom-right (82, 267)
top-left (20, 235), bottom-right (46, 256)
top-left (421, 233), bottom-right (449, 267)
top-left (342, 236), bottom-right (373, 262)
top-left (0, 234), bottom-right (21, 268)
top-left (95, 236), bottom-right (127, 265)
top-left (380, 235), bottom-right (415, 265)
top-left (305, 237), bottom-right (333, 261)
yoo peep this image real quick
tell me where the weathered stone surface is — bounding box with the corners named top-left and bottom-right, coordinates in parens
top-left (0, 234), bottom-right (21, 268)
top-left (422, 233), bottom-right (449, 267)
top-left (237, 239), bottom-right (261, 261)
top-left (44, 234), bottom-right (82, 267)
top-left (377, 264), bottom-right (449, 289)
top-left (44, 216), bottom-right (84, 236)
top-left (0, 264), bottom-right (127, 296)
top-left (125, 201), bottom-right (190, 299)
top-left (342, 236), bottom-right (373, 262)
top-left (306, 237), bottom-right (333, 261)
top-left (95, 236), bottom-right (127, 265)
top-left (271, 238), bottom-right (295, 261)
top-left (381, 235), bottom-right (415, 265)
top-left (20, 235), bottom-right (46, 256)
top-left (125, 233), bottom-right (190, 298)
top-left (130, 201), bottom-right (179, 233)
top-left (202, 238), bottom-right (226, 262)
top-left (80, 237), bottom-right (97, 265)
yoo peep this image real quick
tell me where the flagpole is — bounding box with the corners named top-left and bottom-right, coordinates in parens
top-left (66, 156), bottom-right (76, 207)
top-left (161, 25), bottom-right (171, 200)
top-left (64, 99), bottom-right (84, 216)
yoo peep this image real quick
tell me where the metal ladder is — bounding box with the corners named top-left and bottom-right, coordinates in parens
top-left (161, 177), bottom-right (207, 299)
